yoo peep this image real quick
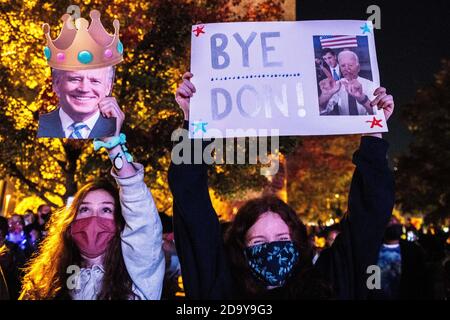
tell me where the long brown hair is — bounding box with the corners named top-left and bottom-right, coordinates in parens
top-left (225, 196), bottom-right (332, 299)
top-left (20, 180), bottom-right (137, 300)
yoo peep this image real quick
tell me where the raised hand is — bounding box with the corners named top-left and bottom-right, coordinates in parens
top-left (343, 79), bottom-right (365, 102)
top-left (98, 96), bottom-right (124, 136)
top-left (319, 77), bottom-right (341, 97)
top-left (371, 87), bottom-right (394, 121)
top-left (175, 72), bottom-right (196, 121)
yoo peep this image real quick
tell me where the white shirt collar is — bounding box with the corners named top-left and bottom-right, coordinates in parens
top-left (71, 264), bottom-right (105, 300)
top-left (80, 264), bottom-right (105, 273)
top-left (382, 243), bottom-right (400, 249)
top-left (59, 107), bottom-right (100, 138)
top-left (331, 64), bottom-right (340, 73)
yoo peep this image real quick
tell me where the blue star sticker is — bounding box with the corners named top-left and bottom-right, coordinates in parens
top-left (192, 121), bottom-right (208, 134)
top-left (360, 22), bottom-right (372, 34)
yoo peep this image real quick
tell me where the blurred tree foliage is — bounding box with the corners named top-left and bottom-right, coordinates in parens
top-left (395, 60), bottom-right (450, 224)
top-left (0, 0), bottom-right (293, 212)
top-left (287, 135), bottom-right (359, 223)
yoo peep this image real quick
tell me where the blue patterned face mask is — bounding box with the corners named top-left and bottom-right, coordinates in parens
top-left (245, 241), bottom-right (300, 287)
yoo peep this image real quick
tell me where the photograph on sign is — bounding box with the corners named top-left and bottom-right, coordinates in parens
top-left (313, 35), bottom-right (377, 117)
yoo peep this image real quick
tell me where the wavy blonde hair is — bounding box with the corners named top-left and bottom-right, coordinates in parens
top-left (20, 180), bottom-right (135, 300)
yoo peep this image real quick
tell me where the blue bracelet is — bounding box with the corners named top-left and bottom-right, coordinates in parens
top-left (93, 133), bottom-right (127, 151)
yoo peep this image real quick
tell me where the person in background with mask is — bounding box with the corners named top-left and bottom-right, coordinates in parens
top-left (168, 72), bottom-right (395, 299)
top-left (370, 216), bottom-right (431, 299)
top-left (23, 210), bottom-right (36, 227)
top-left (20, 109), bottom-right (165, 300)
top-left (23, 210), bottom-right (41, 255)
top-left (6, 215), bottom-right (27, 250)
top-left (23, 225), bottom-right (41, 261)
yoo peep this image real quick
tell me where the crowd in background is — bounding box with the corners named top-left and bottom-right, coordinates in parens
top-left (0, 205), bottom-right (52, 299)
top-left (307, 218), bottom-right (450, 299)
top-left (1, 204), bottom-right (449, 300)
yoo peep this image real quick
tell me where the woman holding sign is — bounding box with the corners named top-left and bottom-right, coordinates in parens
top-left (20, 104), bottom-right (165, 300)
top-left (169, 72), bottom-right (395, 299)
top-left (20, 8), bottom-right (165, 301)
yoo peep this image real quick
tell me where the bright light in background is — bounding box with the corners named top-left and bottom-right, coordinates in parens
top-left (410, 217), bottom-right (423, 230)
top-left (4, 194), bottom-right (11, 216)
top-left (314, 236), bottom-right (326, 248)
top-left (14, 196), bottom-right (46, 215)
top-left (66, 196), bottom-right (74, 208)
top-left (407, 231), bottom-right (418, 242)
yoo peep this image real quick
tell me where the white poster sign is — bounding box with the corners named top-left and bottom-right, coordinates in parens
top-left (189, 20), bottom-right (386, 138)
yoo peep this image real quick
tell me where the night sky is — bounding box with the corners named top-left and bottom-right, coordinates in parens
top-left (296, 0), bottom-right (450, 158)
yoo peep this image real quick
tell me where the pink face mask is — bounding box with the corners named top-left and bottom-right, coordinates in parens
top-left (71, 216), bottom-right (117, 259)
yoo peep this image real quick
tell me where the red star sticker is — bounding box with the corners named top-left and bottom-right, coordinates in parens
top-left (366, 117), bottom-right (383, 128)
top-left (193, 25), bottom-right (205, 37)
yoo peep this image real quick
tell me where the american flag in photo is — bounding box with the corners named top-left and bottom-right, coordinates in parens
top-left (320, 35), bottom-right (358, 49)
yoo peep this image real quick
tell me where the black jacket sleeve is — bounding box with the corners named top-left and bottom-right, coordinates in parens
top-left (315, 136), bottom-right (395, 299)
top-left (399, 240), bottom-right (431, 299)
top-left (168, 122), bottom-right (233, 299)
